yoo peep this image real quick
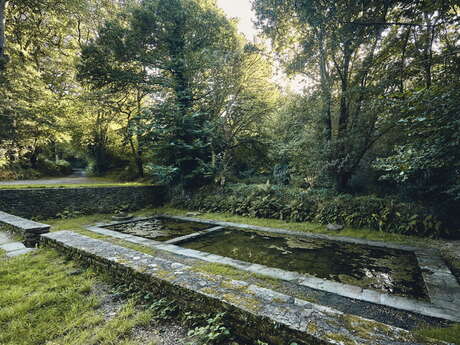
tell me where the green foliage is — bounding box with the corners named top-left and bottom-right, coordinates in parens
top-left (375, 86), bottom-right (460, 199)
top-left (186, 313), bottom-right (231, 345)
top-left (175, 184), bottom-right (444, 237)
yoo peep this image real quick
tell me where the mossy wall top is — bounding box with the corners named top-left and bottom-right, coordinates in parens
top-left (0, 186), bottom-right (165, 219)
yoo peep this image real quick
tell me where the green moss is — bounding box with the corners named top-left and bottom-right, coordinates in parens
top-left (325, 332), bottom-right (357, 344)
top-left (192, 262), bottom-right (281, 287)
top-left (306, 322), bottom-right (318, 334)
top-left (222, 292), bottom-right (262, 312)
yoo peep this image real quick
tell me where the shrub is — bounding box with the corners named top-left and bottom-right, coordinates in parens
top-left (36, 158), bottom-right (72, 176)
top-left (173, 184), bottom-right (446, 238)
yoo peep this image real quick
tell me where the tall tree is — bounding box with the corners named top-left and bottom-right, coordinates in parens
top-left (79, 0), bottom-right (241, 188)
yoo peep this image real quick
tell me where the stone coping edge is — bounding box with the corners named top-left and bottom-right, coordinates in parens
top-left (41, 230), bottom-right (446, 345)
top-left (0, 210), bottom-right (50, 246)
top-left (88, 216), bottom-right (460, 322)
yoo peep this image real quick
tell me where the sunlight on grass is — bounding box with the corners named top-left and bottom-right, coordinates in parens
top-left (45, 214), bottom-right (114, 232)
top-left (0, 249), bottom-right (157, 345)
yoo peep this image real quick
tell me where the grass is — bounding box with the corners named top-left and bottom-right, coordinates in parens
top-left (0, 181), bottom-right (151, 189)
top-left (0, 249), bottom-right (158, 345)
top-left (415, 324), bottom-right (460, 344)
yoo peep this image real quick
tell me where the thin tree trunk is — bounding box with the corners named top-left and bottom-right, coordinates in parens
top-left (318, 28), bottom-right (332, 141)
top-left (422, 12), bottom-right (436, 89)
top-left (0, 0), bottom-right (8, 70)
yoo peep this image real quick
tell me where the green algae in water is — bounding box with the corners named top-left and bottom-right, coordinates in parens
top-left (105, 217), bottom-right (213, 241)
top-left (181, 228), bottom-right (429, 300)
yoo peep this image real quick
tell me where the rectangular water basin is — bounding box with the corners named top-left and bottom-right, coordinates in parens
top-left (103, 217), bottom-right (214, 242)
top-left (180, 228), bottom-right (429, 300)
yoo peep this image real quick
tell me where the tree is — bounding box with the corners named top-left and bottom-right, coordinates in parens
top-left (0, 0), bottom-right (122, 174)
top-left (79, 0), bottom-right (242, 189)
top-left (374, 85), bottom-right (460, 202)
top-left (253, 0), bottom-right (460, 191)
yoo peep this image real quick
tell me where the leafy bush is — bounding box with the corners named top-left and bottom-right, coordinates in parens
top-left (174, 184), bottom-right (447, 237)
top-left (36, 158), bottom-right (72, 176)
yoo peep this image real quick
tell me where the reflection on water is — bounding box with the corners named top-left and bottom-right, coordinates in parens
top-left (182, 228), bottom-right (429, 300)
top-left (105, 218), bottom-right (213, 242)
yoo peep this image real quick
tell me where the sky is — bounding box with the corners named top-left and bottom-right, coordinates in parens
top-left (216, 0), bottom-right (258, 41)
top-left (216, 0), bottom-right (306, 93)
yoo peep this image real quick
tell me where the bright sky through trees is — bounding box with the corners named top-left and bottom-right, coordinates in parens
top-left (216, 0), bottom-right (257, 40)
top-left (216, 0), bottom-right (306, 92)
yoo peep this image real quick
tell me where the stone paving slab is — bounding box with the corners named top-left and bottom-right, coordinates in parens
top-left (86, 221), bottom-right (460, 322)
top-left (6, 247), bottom-right (36, 257)
top-left (0, 210), bottom-right (50, 246)
top-left (0, 231), bottom-right (36, 257)
top-left (0, 232), bottom-right (14, 245)
top-left (0, 242), bottom-right (26, 252)
top-left (41, 230), bottom-right (450, 345)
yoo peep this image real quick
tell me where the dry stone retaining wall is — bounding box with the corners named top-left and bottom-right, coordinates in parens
top-left (0, 186), bottom-right (165, 219)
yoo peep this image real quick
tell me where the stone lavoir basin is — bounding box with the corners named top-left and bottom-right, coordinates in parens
top-left (94, 215), bottom-right (460, 322)
top-left (180, 228), bottom-right (428, 300)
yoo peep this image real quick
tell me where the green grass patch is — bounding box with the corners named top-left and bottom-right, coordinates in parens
top-left (0, 182), bottom-right (151, 189)
top-left (0, 249), bottom-right (157, 345)
top-left (45, 214), bottom-right (114, 232)
top-left (415, 323), bottom-right (460, 345)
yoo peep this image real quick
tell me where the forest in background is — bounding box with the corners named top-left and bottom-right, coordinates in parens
top-left (0, 0), bottom-right (459, 237)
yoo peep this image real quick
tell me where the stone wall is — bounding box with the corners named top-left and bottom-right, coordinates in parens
top-left (0, 186), bottom-right (165, 219)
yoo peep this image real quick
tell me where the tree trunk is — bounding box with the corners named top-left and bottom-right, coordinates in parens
top-left (318, 28), bottom-right (332, 141)
top-left (128, 137), bottom-right (144, 178)
top-left (0, 0), bottom-right (8, 70)
top-left (336, 171), bottom-right (352, 193)
top-left (423, 14), bottom-right (435, 89)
